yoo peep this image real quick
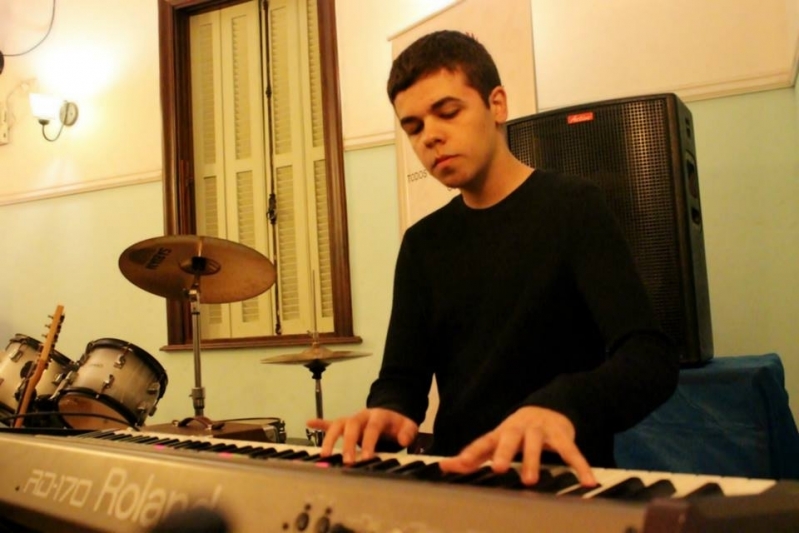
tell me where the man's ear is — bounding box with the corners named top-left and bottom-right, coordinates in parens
top-left (489, 86), bottom-right (509, 124)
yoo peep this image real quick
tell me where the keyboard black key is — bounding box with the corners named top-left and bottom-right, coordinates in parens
top-left (346, 457), bottom-right (383, 469)
top-left (593, 477), bottom-right (645, 499)
top-left (441, 466), bottom-right (495, 484)
top-left (628, 479), bottom-right (676, 502)
top-left (170, 440), bottom-right (202, 450)
top-left (248, 447), bottom-right (279, 458)
top-left (387, 460), bottom-right (427, 475)
top-left (684, 482), bottom-right (725, 500)
top-left (473, 469), bottom-right (525, 489)
top-left (231, 445), bottom-right (257, 455)
top-left (531, 471), bottom-right (579, 494)
top-left (315, 454), bottom-right (344, 466)
top-left (151, 438), bottom-right (181, 447)
top-left (106, 433), bottom-right (135, 441)
top-left (559, 483), bottom-right (601, 497)
top-left (363, 459), bottom-right (401, 472)
top-left (411, 462), bottom-right (445, 481)
top-left (129, 436), bottom-right (161, 444)
top-left (206, 443), bottom-right (240, 453)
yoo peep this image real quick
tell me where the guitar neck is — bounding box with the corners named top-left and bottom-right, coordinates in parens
top-left (13, 305), bottom-right (64, 428)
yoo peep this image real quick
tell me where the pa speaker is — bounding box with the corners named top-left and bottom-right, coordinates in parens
top-left (507, 93), bottom-right (712, 365)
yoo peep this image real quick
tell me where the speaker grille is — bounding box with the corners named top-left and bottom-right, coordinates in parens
top-left (507, 94), bottom-right (712, 364)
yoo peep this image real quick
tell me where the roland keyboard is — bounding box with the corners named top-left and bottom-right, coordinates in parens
top-left (0, 429), bottom-right (796, 533)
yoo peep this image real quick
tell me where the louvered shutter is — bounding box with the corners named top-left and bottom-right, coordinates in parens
top-left (191, 0), bottom-right (274, 339)
top-left (190, 11), bottom-right (231, 339)
top-left (222, 2), bottom-right (273, 337)
top-left (267, 0), bottom-right (313, 335)
top-left (190, 0), bottom-right (334, 340)
top-left (300, 0), bottom-right (334, 332)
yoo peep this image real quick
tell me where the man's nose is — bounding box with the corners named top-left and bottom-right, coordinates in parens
top-left (422, 122), bottom-right (444, 147)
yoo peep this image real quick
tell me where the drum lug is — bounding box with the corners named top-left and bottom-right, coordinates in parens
top-left (138, 401), bottom-right (157, 418)
top-left (114, 354), bottom-right (127, 369)
top-left (51, 370), bottom-right (76, 399)
top-left (147, 383), bottom-right (160, 396)
top-left (102, 374), bottom-right (115, 392)
top-left (8, 347), bottom-right (22, 362)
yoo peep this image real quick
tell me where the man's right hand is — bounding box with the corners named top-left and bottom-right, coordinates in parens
top-left (307, 408), bottom-right (419, 464)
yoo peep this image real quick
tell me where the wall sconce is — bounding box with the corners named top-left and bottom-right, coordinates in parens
top-left (29, 92), bottom-right (79, 141)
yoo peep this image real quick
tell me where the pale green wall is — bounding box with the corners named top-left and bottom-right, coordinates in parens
top-left (686, 88), bottom-right (799, 416)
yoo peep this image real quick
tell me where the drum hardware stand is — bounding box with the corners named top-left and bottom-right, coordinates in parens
top-left (304, 337), bottom-right (330, 447)
top-left (118, 235), bottom-right (277, 438)
top-left (187, 281), bottom-right (206, 418)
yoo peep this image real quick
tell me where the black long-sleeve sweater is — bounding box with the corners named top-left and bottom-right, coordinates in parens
top-left (366, 169), bottom-right (680, 467)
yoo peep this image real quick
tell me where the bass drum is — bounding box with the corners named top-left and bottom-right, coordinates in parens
top-left (55, 338), bottom-right (168, 430)
top-left (0, 334), bottom-right (75, 425)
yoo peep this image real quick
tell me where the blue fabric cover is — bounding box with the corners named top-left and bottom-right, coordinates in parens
top-left (615, 353), bottom-right (799, 480)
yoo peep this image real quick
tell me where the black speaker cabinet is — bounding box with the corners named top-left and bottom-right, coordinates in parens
top-left (507, 93), bottom-right (713, 365)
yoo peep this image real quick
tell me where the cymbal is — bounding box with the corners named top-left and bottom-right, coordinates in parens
top-left (119, 235), bottom-right (276, 304)
top-left (261, 344), bottom-right (371, 365)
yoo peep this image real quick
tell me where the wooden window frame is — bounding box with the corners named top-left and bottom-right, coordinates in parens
top-left (158, 0), bottom-right (358, 350)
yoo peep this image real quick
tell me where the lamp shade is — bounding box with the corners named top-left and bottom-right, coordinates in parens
top-left (29, 93), bottom-right (64, 122)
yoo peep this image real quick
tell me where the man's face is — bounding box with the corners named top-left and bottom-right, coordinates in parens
top-left (393, 68), bottom-right (506, 193)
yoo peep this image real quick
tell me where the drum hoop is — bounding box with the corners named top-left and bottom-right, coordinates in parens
top-left (8, 334), bottom-right (71, 364)
top-left (57, 387), bottom-right (139, 427)
top-left (85, 338), bottom-right (168, 381)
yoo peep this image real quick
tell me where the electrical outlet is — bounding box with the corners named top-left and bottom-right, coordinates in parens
top-left (0, 101), bottom-right (9, 145)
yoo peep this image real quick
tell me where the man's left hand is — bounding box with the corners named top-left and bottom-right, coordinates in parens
top-left (437, 406), bottom-right (597, 487)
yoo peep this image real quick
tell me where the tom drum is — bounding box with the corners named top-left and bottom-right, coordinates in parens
top-left (0, 334), bottom-right (74, 423)
top-left (56, 338), bottom-right (168, 430)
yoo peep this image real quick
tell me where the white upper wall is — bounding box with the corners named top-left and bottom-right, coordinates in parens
top-left (336, 0), bottom-right (799, 145)
top-left (531, 0), bottom-right (798, 109)
top-left (336, 0), bottom-right (456, 148)
top-left (0, 0), bottom-right (162, 200)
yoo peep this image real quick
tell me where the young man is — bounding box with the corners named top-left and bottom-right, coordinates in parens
top-left (308, 30), bottom-right (679, 487)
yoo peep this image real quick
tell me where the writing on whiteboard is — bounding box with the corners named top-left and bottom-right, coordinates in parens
top-left (407, 169), bottom-right (430, 183)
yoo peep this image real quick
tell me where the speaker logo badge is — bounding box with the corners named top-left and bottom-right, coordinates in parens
top-left (566, 111), bottom-right (595, 125)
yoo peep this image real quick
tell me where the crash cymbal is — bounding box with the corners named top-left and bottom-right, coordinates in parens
top-left (119, 235), bottom-right (276, 304)
top-left (260, 344), bottom-right (371, 365)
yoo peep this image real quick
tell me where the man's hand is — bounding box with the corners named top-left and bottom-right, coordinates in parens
top-left (438, 406), bottom-right (597, 487)
top-left (307, 408), bottom-right (419, 464)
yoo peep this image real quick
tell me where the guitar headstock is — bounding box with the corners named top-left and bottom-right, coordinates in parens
top-left (41, 304), bottom-right (65, 355)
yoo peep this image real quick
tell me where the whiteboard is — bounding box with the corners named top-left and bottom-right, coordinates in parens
top-left (390, 0), bottom-right (537, 233)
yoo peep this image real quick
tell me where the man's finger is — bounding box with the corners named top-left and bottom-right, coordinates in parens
top-left (318, 421), bottom-right (343, 457)
top-left (490, 427), bottom-right (524, 473)
top-left (519, 427), bottom-right (544, 485)
top-left (439, 433), bottom-right (495, 473)
top-left (341, 412), bottom-right (369, 463)
top-left (551, 438), bottom-right (596, 487)
top-left (359, 412), bottom-right (388, 459)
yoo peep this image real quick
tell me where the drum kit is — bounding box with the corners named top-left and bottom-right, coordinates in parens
top-left (0, 332), bottom-right (168, 431)
top-left (0, 234), bottom-right (370, 442)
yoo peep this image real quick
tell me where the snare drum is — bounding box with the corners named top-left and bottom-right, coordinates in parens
top-left (55, 338), bottom-right (168, 430)
top-left (218, 417), bottom-right (287, 443)
top-left (0, 334), bottom-right (74, 419)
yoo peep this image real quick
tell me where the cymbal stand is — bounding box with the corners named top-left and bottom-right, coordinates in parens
top-left (187, 265), bottom-right (206, 418)
top-left (305, 272), bottom-right (326, 446)
top-left (304, 358), bottom-right (328, 446)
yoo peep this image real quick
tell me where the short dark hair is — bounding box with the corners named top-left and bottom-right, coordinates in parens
top-left (387, 30), bottom-right (502, 105)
